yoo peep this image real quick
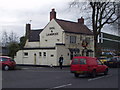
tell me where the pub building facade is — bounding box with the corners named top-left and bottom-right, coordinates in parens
top-left (15, 9), bottom-right (94, 66)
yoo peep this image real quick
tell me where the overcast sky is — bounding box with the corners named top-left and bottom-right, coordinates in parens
top-left (0, 0), bottom-right (73, 37)
top-left (0, 0), bottom-right (119, 40)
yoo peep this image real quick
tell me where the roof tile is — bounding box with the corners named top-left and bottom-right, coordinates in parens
top-left (55, 19), bottom-right (93, 35)
top-left (29, 29), bottom-right (43, 42)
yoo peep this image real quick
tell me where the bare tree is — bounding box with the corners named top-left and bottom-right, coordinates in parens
top-left (1, 31), bottom-right (9, 47)
top-left (70, 0), bottom-right (120, 56)
top-left (8, 31), bottom-right (19, 43)
top-left (1, 31), bottom-right (19, 46)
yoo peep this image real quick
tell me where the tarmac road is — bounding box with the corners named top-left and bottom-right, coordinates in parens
top-left (2, 66), bottom-right (120, 90)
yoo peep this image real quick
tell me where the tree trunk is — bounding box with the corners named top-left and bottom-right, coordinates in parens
top-left (94, 34), bottom-right (99, 57)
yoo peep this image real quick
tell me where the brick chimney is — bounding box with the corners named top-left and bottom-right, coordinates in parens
top-left (78, 17), bottom-right (84, 24)
top-left (25, 23), bottom-right (31, 39)
top-left (50, 8), bottom-right (56, 21)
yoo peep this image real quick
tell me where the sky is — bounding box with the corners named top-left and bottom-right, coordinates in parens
top-left (0, 0), bottom-right (73, 37)
top-left (0, 0), bottom-right (119, 40)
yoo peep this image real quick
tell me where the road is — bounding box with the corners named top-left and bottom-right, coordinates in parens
top-left (2, 66), bottom-right (120, 90)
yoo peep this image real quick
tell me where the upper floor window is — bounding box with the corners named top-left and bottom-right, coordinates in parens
top-left (80, 36), bottom-right (82, 40)
top-left (70, 36), bottom-right (76, 43)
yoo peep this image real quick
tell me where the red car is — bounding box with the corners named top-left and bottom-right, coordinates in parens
top-left (0, 56), bottom-right (16, 70)
top-left (70, 56), bottom-right (108, 78)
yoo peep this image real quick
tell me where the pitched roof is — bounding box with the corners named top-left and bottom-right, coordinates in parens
top-left (29, 29), bottom-right (43, 42)
top-left (55, 19), bottom-right (93, 35)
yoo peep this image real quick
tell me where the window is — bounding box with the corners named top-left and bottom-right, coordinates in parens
top-left (80, 58), bottom-right (86, 64)
top-left (0, 58), bottom-right (8, 61)
top-left (72, 58), bottom-right (86, 65)
top-left (97, 60), bottom-right (102, 65)
top-left (68, 53), bottom-right (69, 56)
top-left (45, 40), bottom-right (48, 42)
top-left (85, 37), bottom-right (90, 44)
top-left (72, 58), bottom-right (79, 64)
top-left (80, 36), bottom-right (82, 40)
top-left (51, 55), bottom-right (54, 57)
top-left (70, 36), bottom-right (76, 43)
top-left (10, 59), bottom-right (15, 62)
top-left (24, 52), bottom-right (28, 56)
top-left (39, 52), bottom-right (42, 56)
top-left (43, 52), bottom-right (46, 56)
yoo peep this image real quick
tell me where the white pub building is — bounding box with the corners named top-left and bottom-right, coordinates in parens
top-left (15, 9), bottom-right (94, 66)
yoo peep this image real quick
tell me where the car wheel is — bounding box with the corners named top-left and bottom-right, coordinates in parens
top-left (74, 73), bottom-right (79, 78)
top-left (4, 65), bottom-right (9, 71)
top-left (104, 69), bottom-right (108, 75)
top-left (91, 70), bottom-right (96, 78)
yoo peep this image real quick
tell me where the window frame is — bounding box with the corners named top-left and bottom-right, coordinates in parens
top-left (70, 36), bottom-right (76, 44)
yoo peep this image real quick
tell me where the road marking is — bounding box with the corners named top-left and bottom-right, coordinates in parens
top-left (22, 67), bottom-right (44, 70)
top-left (88, 74), bottom-right (112, 81)
top-left (46, 83), bottom-right (72, 90)
top-left (53, 83), bottom-right (72, 89)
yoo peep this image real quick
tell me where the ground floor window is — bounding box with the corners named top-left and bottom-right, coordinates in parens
top-left (51, 55), bottom-right (54, 57)
top-left (82, 48), bottom-right (93, 57)
top-left (43, 52), bottom-right (46, 56)
top-left (69, 48), bottom-right (80, 60)
top-left (24, 52), bottom-right (28, 56)
top-left (39, 52), bottom-right (42, 56)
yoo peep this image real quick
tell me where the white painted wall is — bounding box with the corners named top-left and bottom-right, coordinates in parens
top-left (24, 39), bottom-right (40, 48)
top-left (40, 19), bottom-right (64, 47)
top-left (15, 50), bottom-right (23, 64)
top-left (15, 49), bottom-right (58, 66)
top-left (56, 45), bottom-right (71, 66)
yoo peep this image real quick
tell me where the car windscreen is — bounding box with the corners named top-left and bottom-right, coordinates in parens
top-left (72, 58), bottom-right (86, 64)
top-left (0, 57), bottom-right (8, 61)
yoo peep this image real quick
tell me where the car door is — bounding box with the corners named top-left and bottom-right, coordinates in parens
top-left (10, 59), bottom-right (16, 66)
top-left (96, 60), bottom-right (104, 73)
top-left (71, 58), bottom-right (80, 71)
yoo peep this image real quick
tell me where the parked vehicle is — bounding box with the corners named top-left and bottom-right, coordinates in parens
top-left (98, 57), bottom-right (110, 64)
top-left (0, 56), bottom-right (16, 70)
top-left (70, 56), bottom-right (108, 78)
top-left (105, 56), bottom-right (120, 68)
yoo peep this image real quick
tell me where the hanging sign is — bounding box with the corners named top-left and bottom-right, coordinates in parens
top-left (82, 40), bottom-right (88, 47)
